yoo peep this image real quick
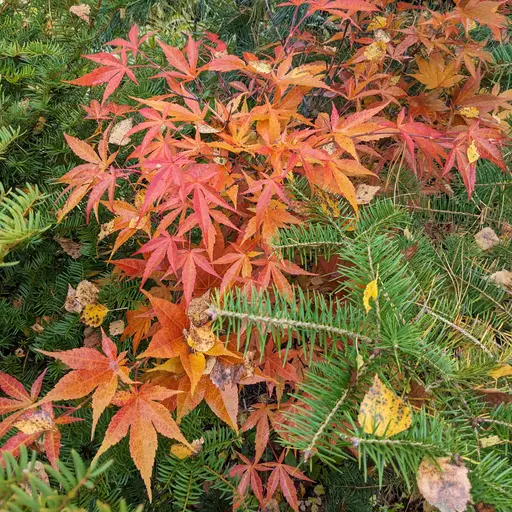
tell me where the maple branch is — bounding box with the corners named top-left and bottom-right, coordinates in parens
top-left (265, 0), bottom-right (286, 50)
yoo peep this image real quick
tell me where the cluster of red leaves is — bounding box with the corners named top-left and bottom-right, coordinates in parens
top-left (2, 0), bottom-right (512, 507)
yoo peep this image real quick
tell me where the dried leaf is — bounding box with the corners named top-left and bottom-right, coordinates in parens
top-left (170, 437), bottom-right (204, 459)
top-left (109, 118), bottom-right (133, 146)
top-left (98, 220), bottom-right (115, 241)
top-left (356, 184), bottom-right (380, 205)
top-left (210, 361), bottom-right (245, 390)
top-left (20, 461), bottom-right (49, 496)
top-left (476, 388), bottom-right (512, 406)
top-left (55, 237), bottom-right (82, 259)
top-left (358, 374), bottom-right (412, 437)
top-left (458, 106), bottom-right (480, 118)
top-left (75, 280), bottom-right (100, 307)
top-left (83, 327), bottom-right (101, 348)
top-left (489, 270), bottom-right (512, 292)
top-left (364, 41), bottom-right (386, 61)
top-left (417, 457), bottom-right (471, 512)
top-left (69, 3), bottom-right (90, 23)
top-left (81, 304), bottom-right (108, 327)
top-left (14, 409), bottom-right (54, 434)
top-left (363, 279), bottom-right (378, 313)
top-left (109, 319), bottom-right (125, 336)
top-left (475, 227), bottom-right (499, 250)
top-left (187, 325), bottom-right (217, 353)
top-left (187, 292), bottom-right (212, 327)
top-left (64, 285), bottom-right (82, 313)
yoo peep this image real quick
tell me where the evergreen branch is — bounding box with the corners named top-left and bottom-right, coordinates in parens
top-left (421, 305), bottom-right (496, 359)
top-left (213, 307), bottom-right (375, 344)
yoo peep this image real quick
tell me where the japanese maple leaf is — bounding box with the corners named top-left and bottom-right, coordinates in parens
top-left (319, 103), bottom-right (388, 161)
top-left (243, 201), bottom-right (301, 246)
top-left (121, 305), bottom-right (153, 354)
top-left (263, 451), bottom-right (313, 512)
top-left (444, 122), bottom-right (507, 195)
top-left (66, 50), bottom-right (138, 103)
top-left (177, 248), bottom-right (219, 305)
top-left (229, 452), bottom-right (271, 508)
top-left (58, 134), bottom-right (120, 221)
top-left (453, 0), bottom-right (506, 40)
top-left (154, 36), bottom-right (201, 82)
top-left (270, 54), bottom-right (329, 95)
top-left (93, 383), bottom-right (189, 501)
top-left (135, 232), bottom-right (185, 285)
top-left (177, 172), bottom-right (239, 258)
top-left (138, 295), bottom-right (235, 393)
top-left (214, 242), bottom-right (263, 292)
top-left (2, 403), bottom-right (80, 469)
top-left (279, 0), bottom-right (377, 20)
top-left (410, 53), bottom-right (465, 90)
top-left (103, 199), bottom-right (152, 255)
top-left (38, 331), bottom-right (134, 437)
top-left (0, 370), bottom-right (45, 440)
top-left (241, 403), bottom-right (281, 461)
top-left (379, 110), bottom-right (445, 173)
top-left (254, 255), bottom-right (314, 301)
top-left (452, 71), bottom-right (512, 116)
top-left (106, 24), bottom-right (153, 59)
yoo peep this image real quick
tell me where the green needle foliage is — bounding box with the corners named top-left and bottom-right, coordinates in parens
top-left (213, 163), bottom-right (512, 510)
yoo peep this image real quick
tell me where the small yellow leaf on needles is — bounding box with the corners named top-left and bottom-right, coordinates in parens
top-left (363, 279), bottom-right (379, 313)
top-left (358, 375), bottom-right (412, 437)
top-left (81, 304), bottom-right (108, 327)
top-left (480, 435), bottom-right (502, 448)
top-left (170, 438), bottom-right (204, 459)
top-left (489, 364), bottom-right (512, 380)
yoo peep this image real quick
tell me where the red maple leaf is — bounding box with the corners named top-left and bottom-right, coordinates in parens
top-left (263, 451), bottom-right (313, 512)
top-left (230, 452), bottom-right (271, 508)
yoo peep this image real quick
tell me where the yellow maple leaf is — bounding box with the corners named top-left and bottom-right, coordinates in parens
top-left (467, 140), bottom-right (480, 163)
top-left (80, 303), bottom-right (108, 327)
top-left (358, 375), bottom-right (412, 437)
top-left (363, 279), bottom-right (379, 313)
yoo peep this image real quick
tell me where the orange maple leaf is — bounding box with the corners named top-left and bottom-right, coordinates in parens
top-left (410, 53), bottom-right (465, 90)
top-left (93, 383), bottom-right (189, 500)
top-left (38, 331), bottom-right (133, 437)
